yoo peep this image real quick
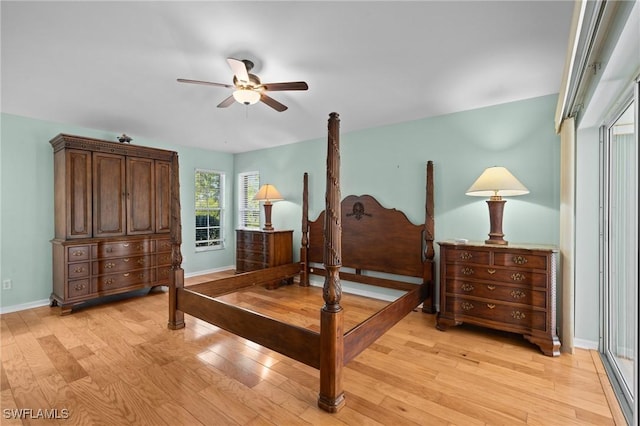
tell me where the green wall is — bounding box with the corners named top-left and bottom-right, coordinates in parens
top-left (235, 94), bottom-right (561, 260)
top-left (0, 113), bottom-right (235, 310)
top-left (0, 94), bottom-right (561, 310)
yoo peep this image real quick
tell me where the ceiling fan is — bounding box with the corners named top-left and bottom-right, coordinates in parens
top-left (177, 58), bottom-right (308, 112)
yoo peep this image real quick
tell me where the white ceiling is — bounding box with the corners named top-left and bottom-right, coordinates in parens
top-left (1, 1), bottom-right (574, 154)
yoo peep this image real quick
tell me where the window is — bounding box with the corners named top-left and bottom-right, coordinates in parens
top-left (195, 169), bottom-right (224, 250)
top-left (238, 171), bottom-right (260, 229)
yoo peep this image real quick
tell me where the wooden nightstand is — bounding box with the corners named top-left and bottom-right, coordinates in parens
top-left (437, 241), bottom-right (560, 356)
top-left (236, 229), bottom-right (294, 288)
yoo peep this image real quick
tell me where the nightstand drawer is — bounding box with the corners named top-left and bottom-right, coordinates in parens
top-left (447, 298), bottom-right (546, 332)
top-left (448, 279), bottom-right (546, 308)
top-left (494, 252), bottom-right (548, 270)
top-left (445, 264), bottom-right (548, 287)
top-left (444, 248), bottom-right (490, 265)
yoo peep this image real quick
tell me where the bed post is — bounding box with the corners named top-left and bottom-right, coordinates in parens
top-left (422, 161), bottom-right (436, 314)
top-left (168, 152), bottom-right (185, 330)
top-left (318, 112), bottom-right (345, 413)
top-left (300, 172), bottom-right (310, 286)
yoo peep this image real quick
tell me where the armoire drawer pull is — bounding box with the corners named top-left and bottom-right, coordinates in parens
top-left (461, 267), bottom-right (474, 275)
top-left (512, 255), bottom-right (528, 265)
top-left (461, 283), bottom-right (474, 292)
top-left (511, 273), bottom-right (526, 282)
top-left (487, 304), bottom-right (496, 309)
top-left (487, 269), bottom-right (496, 274)
top-left (511, 289), bottom-right (526, 299)
top-left (487, 285), bottom-right (496, 291)
top-left (73, 266), bottom-right (85, 273)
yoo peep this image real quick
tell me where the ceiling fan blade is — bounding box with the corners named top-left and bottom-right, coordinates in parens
top-left (227, 58), bottom-right (249, 84)
top-left (261, 81), bottom-right (308, 91)
top-left (177, 78), bottom-right (233, 89)
top-left (260, 93), bottom-right (288, 112)
top-left (217, 95), bottom-right (235, 108)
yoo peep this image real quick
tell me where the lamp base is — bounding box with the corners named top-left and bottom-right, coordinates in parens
top-left (262, 202), bottom-right (274, 231)
top-left (485, 198), bottom-right (508, 245)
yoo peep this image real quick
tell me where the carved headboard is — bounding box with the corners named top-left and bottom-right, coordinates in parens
top-left (306, 195), bottom-right (425, 278)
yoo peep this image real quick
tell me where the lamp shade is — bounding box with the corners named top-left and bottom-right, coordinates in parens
top-left (233, 89), bottom-right (260, 105)
top-left (253, 184), bottom-right (283, 202)
top-left (466, 166), bottom-right (529, 197)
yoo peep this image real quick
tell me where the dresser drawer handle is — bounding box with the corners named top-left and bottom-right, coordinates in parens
top-left (74, 283), bottom-right (86, 291)
top-left (487, 304), bottom-right (496, 309)
top-left (105, 279), bottom-right (114, 285)
top-left (512, 255), bottom-right (528, 265)
top-left (511, 273), bottom-right (526, 282)
top-left (487, 269), bottom-right (496, 275)
top-left (461, 267), bottom-right (474, 276)
top-left (106, 247), bottom-right (113, 253)
top-left (511, 289), bottom-right (526, 299)
top-left (123, 258), bottom-right (130, 262)
top-left (105, 262), bottom-right (115, 269)
top-left (123, 243), bottom-right (130, 247)
top-left (461, 283), bottom-right (474, 292)
top-left (460, 302), bottom-right (474, 311)
top-left (487, 285), bottom-right (496, 291)
top-left (73, 266), bottom-right (85, 273)
top-left (72, 250), bottom-right (85, 256)
top-left (123, 273), bottom-right (130, 277)
top-left (137, 259), bottom-right (146, 265)
top-left (460, 252), bottom-right (473, 260)
top-left (511, 311), bottom-right (526, 320)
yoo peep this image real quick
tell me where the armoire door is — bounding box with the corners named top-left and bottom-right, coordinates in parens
top-left (126, 157), bottom-right (155, 235)
top-left (93, 152), bottom-right (126, 237)
top-left (63, 149), bottom-right (92, 239)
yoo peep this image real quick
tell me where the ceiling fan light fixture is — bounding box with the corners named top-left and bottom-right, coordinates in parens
top-left (232, 89), bottom-right (260, 105)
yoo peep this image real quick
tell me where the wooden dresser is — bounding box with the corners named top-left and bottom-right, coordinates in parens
top-left (437, 241), bottom-right (560, 356)
top-left (236, 229), bottom-right (293, 288)
top-left (50, 134), bottom-right (182, 314)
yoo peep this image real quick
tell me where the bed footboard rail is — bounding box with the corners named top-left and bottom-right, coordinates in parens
top-left (177, 288), bottom-right (321, 368)
top-left (343, 285), bottom-right (427, 364)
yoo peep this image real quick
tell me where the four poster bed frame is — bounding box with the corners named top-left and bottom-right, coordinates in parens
top-left (168, 112), bottom-right (435, 413)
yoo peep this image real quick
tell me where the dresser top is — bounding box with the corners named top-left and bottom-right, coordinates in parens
top-left (438, 240), bottom-right (559, 252)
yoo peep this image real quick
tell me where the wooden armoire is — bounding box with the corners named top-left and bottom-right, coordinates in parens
top-left (50, 134), bottom-right (183, 315)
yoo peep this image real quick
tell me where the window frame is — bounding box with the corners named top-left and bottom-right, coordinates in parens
top-left (238, 171), bottom-right (260, 230)
top-left (194, 168), bottom-right (225, 252)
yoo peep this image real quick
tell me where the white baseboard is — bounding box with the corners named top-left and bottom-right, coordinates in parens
top-left (573, 338), bottom-right (599, 350)
top-left (0, 299), bottom-right (50, 315)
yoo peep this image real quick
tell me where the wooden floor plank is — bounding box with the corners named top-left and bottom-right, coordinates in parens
top-left (0, 270), bottom-right (624, 425)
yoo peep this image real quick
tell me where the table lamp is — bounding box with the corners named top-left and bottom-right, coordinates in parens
top-left (253, 184), bottom-right (284, 231)
top-left (466, 166), bottom-right (529, 245)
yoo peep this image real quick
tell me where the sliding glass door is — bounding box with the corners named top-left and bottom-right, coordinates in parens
top-left (602, 87), bottom-right (638, 424)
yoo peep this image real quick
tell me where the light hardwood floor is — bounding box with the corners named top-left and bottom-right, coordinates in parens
top-left (1, 272), bottom-right (626, 425)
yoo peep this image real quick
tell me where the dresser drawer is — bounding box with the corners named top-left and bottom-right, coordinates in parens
top-left (447, 298), bottom-right (546, 332)
top-left (236, 259), bottom-right (266, 272)
top-left (444, 248), bottom-right (490, 265)
top-left (68, 245), bottom-right (90, 261)
top-left (237, 240), bottom-right (267, 252)
top-left (156, 252), bottom-right (172, 266)
top-left (237, 249), bottom-right (268, 263)
top-left (67, 279), bottom-right (90, 298)
top-left (92, 255), bottom-right (153, 275)
top-left (93, 240), bottom-right (154, 258)
top-left (95, 269), bottom-right (155, 292)
top-left (157, 266), bottom-right (172, 283)
top-left (445, 264), bottom-right (548, 288)
top-left (68, 262), bottom-right (90, 279)
top-left (237, 231), bottom-right (266, 244)
top-left (448, 279), bottom-right (547, 308)
top-left (493, 252), bottom-right (548, 270)
top-left (156, 238), bottom-right (172, 253)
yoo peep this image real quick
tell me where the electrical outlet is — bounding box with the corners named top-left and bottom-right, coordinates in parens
top-left (2, 279), bottom-right (12, 290)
